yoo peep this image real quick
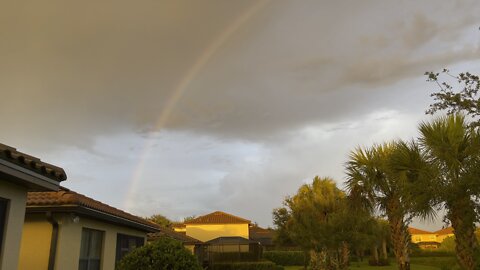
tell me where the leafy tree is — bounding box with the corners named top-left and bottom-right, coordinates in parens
top-left (116, 237), bottom-right (202, 270)
top-left (146, 214), bottom-right (172, 228)
top-left (285, 176), bottom-right (352, 270)
top-left (345, 142), bottom-right (432, 270)
top-left (425, 69), bottom-right (480, 126)
top-left (272, 207), bottom-right (295, 247)
top-left (183, 215), bottom-right (196, 222)
top-left (417, 114), bottom-right (480, 270)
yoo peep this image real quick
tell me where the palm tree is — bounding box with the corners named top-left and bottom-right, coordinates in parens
top-left (418, 114), bottom-right (480, 270)
top-left (345, 143), bottom-right (422, 270)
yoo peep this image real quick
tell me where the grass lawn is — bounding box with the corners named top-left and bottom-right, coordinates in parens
top-left (283, 261), bottom-right (442, 270)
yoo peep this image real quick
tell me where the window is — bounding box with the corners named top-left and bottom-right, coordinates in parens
top-left (115, 234), bottom-right (144, 263)
top-left (79, 228), bottom-right (104, 270)
top-left (0, 198), bottom-right (8, 259)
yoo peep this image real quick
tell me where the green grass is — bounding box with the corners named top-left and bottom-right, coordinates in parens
top-left (283, 260), bottom-right (444, 270)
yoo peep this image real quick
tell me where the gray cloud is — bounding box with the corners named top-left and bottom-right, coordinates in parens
top-left (1, 0), bottom-right (479, 229)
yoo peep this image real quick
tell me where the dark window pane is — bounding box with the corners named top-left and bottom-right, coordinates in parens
top-left (0, 198), bottom-right (8, 259)
top-left (115, 234), bottom-right (145, 264)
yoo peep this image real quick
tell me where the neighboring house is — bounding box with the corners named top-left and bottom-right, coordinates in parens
top-left (0, 143), bottom-right (66, 270)
top-left (249, 225), bottom-right (274, 250)
top-left (18, 188), bottom-right (159, 270)
top-left (180, 211), bottom-right (251, 242)
top-left (174, 211), bottom-right (268, 265)
top-left (409, 226), bottom-right (456, 249)
top-left (409, 227), bottom-right (439, 249)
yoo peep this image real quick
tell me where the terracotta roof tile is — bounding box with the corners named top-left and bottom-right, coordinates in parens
top-left (408, 227), bottom-right (434, 235)
top-left (0, 143), bottom-right (67, 182)
top-left (27, 188), bottom-right (159, 231)
top-left (435, 227), bottom-right (454, 235)
top-left (184, 211), bottom-right (250, 225)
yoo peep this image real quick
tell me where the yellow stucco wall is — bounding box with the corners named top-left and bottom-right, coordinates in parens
top-left (411, 233), bottom-right (437, 244)
top-left (18, 214), bottom-right (53, 270)
top-left (18, 213), bottom-right (148, 270)
top-left (186, 223), bottom-right (249, 242)
top-left (0, 180), bottom-right (28, 270)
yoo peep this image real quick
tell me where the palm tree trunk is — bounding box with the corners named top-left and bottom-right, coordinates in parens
top-left (448, 199), bottom-right (478, 270)
top-left (387, 202), bottom-right (410, 270)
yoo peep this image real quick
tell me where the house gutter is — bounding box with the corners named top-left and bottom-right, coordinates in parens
top-left (46, 212), bottom-right (59, 270)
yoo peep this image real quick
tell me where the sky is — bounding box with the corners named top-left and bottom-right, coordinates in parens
top-left (1, 0), bottom-right (479, 229)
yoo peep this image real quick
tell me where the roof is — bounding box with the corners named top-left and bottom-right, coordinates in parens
top-left (0, 143), bottom-right (67, 182)
top-left (205, 236), bottom-right (258, 245)
top-left (26, 188), bottom-right (159, 232)
top-left (435, 227), bottom-right (454, 235)
top-left (184, 211), bottom-right (251, 225)
top-left (249, 225), bottom-right (274, 246)
top-left (408, 227), bottom-right (434, 235)
top-left (148, 228), bottom-right (202, 245)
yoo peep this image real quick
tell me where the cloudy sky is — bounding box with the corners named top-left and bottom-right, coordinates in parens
top-left (1, 0), bottom-right (479, 229)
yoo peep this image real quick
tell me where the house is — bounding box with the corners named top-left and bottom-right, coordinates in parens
top-left (174, 211), bottom-right (269, 265)
top-left (179, 211), bottom-right (251, 242)
top-left (408, 226), bottom-right (456, 249)
top-left (0, 143), bottom-right (66, 270)
top-left (409, 227), bottom-right (439, 249)
top-left (18, 188), bottom-right (159, 270)
top-left (249, 225), bottom-right (274, 250)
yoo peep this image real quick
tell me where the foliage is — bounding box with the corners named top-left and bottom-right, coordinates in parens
top-left (263, 251), bottom-right (307, 266)
top-left (417, 114), bottom-right (480, 270)
top-left (345, 142), bottom-right (430, 270)
top-left (183, 215), bottom-right (196, 222)
top-left (116, 237), bottom-right (202, 270)
top-left (425, 70), bottom-right (480, 127)
top-left (272, 207), bottom-right (296, 247)
top-left (438, 236), bottom-right (456, 253)
top-left (284, 176), bottom-right (354, 270)
top-left (210, 261), bottom-right (280, 270)
top-left (368, 258), bottom-right (389, 266)
top-left (146, 214), bottom-right (172, 228)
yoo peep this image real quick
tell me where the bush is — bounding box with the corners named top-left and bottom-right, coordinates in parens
top-left (210, 261), bottom-right (280, 270)
top-left (116, 237), bottom-right (202, 270)
top-left (263, 250), bottom-right (306, 266)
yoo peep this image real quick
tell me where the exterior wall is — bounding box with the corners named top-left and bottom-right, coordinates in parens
top-left (0, 180), bottom-right (27, 270)
top-left (18, 214), bottom-right (52, 270)
top-left (186, 224), bottom-right (249, 242)
top-left (411, 233), bottom-right (437, 244)
top-left (19, 213), bottom-right (147, 270)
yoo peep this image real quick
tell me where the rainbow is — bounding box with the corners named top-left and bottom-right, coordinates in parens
top-left (124, 0), bottom-right (270, 211)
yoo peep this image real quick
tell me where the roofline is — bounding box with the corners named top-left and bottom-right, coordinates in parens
top-left (185, 222), bottom-right (251, 225)
top-left (0, 159), bottom-right (61, 191)
top-left (26, 205), bottom-right (159, 233)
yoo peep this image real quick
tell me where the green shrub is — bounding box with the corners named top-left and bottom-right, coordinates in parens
top-left (410, 256), bottom-right (459, 269)
top-left (116, 237), bottom-right (202, 270)
top-left (263, 251), bottom-right (306, 266)
top-left (210, 261), bottom-right (279, 270)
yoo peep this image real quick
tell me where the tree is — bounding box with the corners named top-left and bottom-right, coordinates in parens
top-left (345, 142), bottom-right (430, 270)
top-left (284, 176), bottom-right (352, 270)
top-left (425, 69), bottom-right (480, 127)
top-left (272, 207), bottom-right (295, 247)
top-left (417, 114), bottom-right (480, 270)
top-left (116, 237), bottom-right (202, 270)
top-left (146, 214), bottom-right (172, 228)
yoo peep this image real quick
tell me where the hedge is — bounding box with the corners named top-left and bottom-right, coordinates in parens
top-left (262, 251), bottom-right (306, 266)
top-left (210, 261), bottom-right (282, 270)
top-left (116, 237), bottom-right (202, 270)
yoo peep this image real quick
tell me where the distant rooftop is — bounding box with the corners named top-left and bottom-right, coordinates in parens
top-left (184, 211), bottom-right (251, 225)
